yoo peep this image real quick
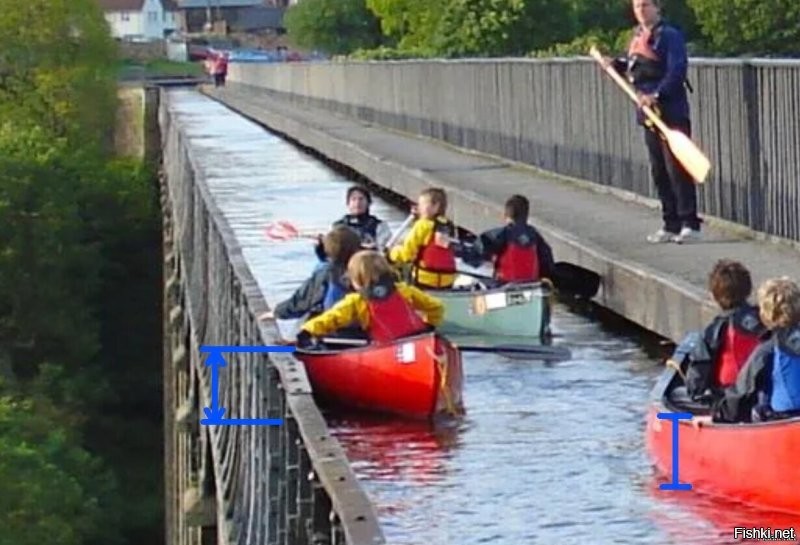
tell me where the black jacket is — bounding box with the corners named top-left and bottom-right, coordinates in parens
top-left (461, 222), bottom-right (554, 279)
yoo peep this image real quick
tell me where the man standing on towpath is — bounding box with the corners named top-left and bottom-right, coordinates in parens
top-left (603, 0), bottom-right (702, 244)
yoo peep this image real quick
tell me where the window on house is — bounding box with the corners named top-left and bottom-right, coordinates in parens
top-left (148, 11), bottom-right (158, 21)
top-left (121, 12), bottom-right (130, 21)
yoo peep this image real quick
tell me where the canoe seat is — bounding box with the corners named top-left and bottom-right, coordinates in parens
top-left (666, 385), bottom-right (713, 415)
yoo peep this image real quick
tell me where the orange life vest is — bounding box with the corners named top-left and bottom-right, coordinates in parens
top-left (364, 277), bottom-right (428, 343)
top-left (495, 226), bottom-right (540, 283)
top-left (628, 26), bottom-right (660, 61)
top-left (625, 23), bottom-right (667, 87)
top-left (713, 307), bottom-right (763, 387)
top-left (415, 217), bottom-right (456, 287)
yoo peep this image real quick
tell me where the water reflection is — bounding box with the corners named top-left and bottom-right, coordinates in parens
top-left (646, 479), bottom-right (800, 544)
top-left (328, 414), bottom-right (461, 486)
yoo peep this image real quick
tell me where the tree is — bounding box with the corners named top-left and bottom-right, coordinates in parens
top-left (285, 0), bottom-right (384, 55)
top-left (0, 0), bottom-right (117, 150)
top-left (0, 394), bottom-right (120, 545)
top-left (367, 0), bottom-right (575, 58)
top-left (688, 0), bottom-right (800, 55)
top-left (366, 0), bottom-right (445, 51)
top-left (434, 0), bottom-right (530, 57)
top-left (0, 125), bottom-right (101, 377)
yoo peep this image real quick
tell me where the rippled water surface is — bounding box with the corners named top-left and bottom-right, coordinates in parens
top-left (174, 90), bottom-right (800, 545)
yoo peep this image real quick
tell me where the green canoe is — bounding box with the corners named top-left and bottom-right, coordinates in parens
top-left (427, 279), bottom-right (552, 338)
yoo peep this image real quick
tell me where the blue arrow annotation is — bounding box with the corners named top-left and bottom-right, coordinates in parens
top-left (199, 345), bottom-right (295, 426)
top-left (658, 412), bottom-right (693, 491)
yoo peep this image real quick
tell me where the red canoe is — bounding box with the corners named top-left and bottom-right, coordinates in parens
top-left (645, 367), bottom-right (800, 515)
top-left (295, 332), bottom-right (464, 420)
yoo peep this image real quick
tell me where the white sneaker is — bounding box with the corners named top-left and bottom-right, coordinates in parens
top-left (672, 227), bottom-right (702, 244)
top-left (646, 229), bottom-right (674, 243)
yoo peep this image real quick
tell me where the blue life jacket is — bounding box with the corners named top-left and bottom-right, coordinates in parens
top-left (322, 269), bottom-right (348, 310)
top-left (770, 327), bottom-right (800, 413)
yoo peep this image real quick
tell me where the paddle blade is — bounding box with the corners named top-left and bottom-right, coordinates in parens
top-left (664, 128), bottom-right (711, 184)
top-left (264, 220), bottom-right (318, 241)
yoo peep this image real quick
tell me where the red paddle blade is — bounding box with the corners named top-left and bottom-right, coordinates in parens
top-left (264, 220), bottom-right (300, 241)
top-left (263, 220), bottom-right (318, 241)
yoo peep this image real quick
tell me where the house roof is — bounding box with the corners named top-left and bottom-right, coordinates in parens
top-left (97, 0), bottom-right (145, 10)
top-left (176, 0), bottom-right (263, 8)
top-left (229, 6), bottom-right (284, 31)
top-left (162, 0), bottom-right (179, 10)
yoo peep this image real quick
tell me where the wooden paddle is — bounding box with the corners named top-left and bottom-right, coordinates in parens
top-left (383, 213), bottom-right (415, 249)
top-left (588, 46), bottom-right (711, 184)
top-left (264, 214), bottom-right (415, 246)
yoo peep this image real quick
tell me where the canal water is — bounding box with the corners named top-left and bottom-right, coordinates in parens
top-left (177, 90), bottom-right (800, 545)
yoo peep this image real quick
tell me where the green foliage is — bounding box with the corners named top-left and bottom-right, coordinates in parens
top-left (349, 45), bottom-right (436, 60)
top-left (434, 0), bottom-right (529, 57)
top-left (0, 1), bottom-right (163, 542)
top-left (687, 0), bottom-right (800, 55)
top-left (0, 125), bottom-right (101, 374)
top-left (0, 393), bottom-right (121, 545)
top-left (357, 0), bottom-right (794, 58)
top-left (366, 0), bottom-right (446, 50)
top-left (0, 0), bottom-right (118, 149)
top-left (285, 0), bottom-right (384, 54)
top-left (119, 59), bottom-right (205, 79)
top-left (366, 0), bottom-right (575, 57)
top-left (0, 122), bottom-right (162, 544)
top-left (567, 0), bottom-right (629, 35)
top-left (531, 28), bottom-right (633, 57)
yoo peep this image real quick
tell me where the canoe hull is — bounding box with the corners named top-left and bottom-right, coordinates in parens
top-left (296, 333), bottom-right (464, 420)
top-left (430, 281), bottom-right (550, 338)
top-left (645, 368), bottom-right (800, 514)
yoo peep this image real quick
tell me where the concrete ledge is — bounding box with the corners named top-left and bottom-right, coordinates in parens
top-left (202, 84), bottom-right (800, 344)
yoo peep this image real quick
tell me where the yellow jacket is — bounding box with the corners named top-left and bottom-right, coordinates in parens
top-left (388, 216), bottom-right (456, 288)
top-left (301, 282), bottom-right (444, 337)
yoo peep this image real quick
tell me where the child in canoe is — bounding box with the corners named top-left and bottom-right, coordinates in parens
top-left (314, 186), bottom-right (392, 261)
top-left (676, 259), bottom-right (766, 401)
top-left (461, 194), bottom-right (554, 285)
top-left (694, 277), bottom-right (800, 424)
top-left (387, 187), bottom-right (457, 289)
top-left (261, 225), bottom-right (362, 321)
top-left (296, 250), bottom-right (444, 346)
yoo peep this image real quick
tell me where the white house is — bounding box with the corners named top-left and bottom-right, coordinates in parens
top-left (99, 0), bottom-right (178, 41)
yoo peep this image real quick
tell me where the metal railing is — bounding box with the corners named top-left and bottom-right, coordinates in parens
top-left (159, 88), bottom-right (385, 545)
top-left (228, 58), bottom-right (800, 243)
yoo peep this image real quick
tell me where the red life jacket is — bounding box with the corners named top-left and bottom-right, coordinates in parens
top-left (415, 217), bottom-right (456, 286)
top-left (495, 226), bottom-right (540, 283)
top-left (364, 277), bottom-right (427, 343)
top-left (713, 309), bottom-right (763, 387)
top-left (628, 26), bottom-right (660, 61)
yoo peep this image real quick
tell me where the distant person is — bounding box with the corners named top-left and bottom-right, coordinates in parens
top-left (462, 195), bottom-right (554, 285)
top-left (212, 52), bottom-right (228, 87)
top-left (602, 0), bottom-right (701, 244)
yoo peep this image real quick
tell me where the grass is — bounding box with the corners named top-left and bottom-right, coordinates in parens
top-left (118, 59), bottom-right (205, 79)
